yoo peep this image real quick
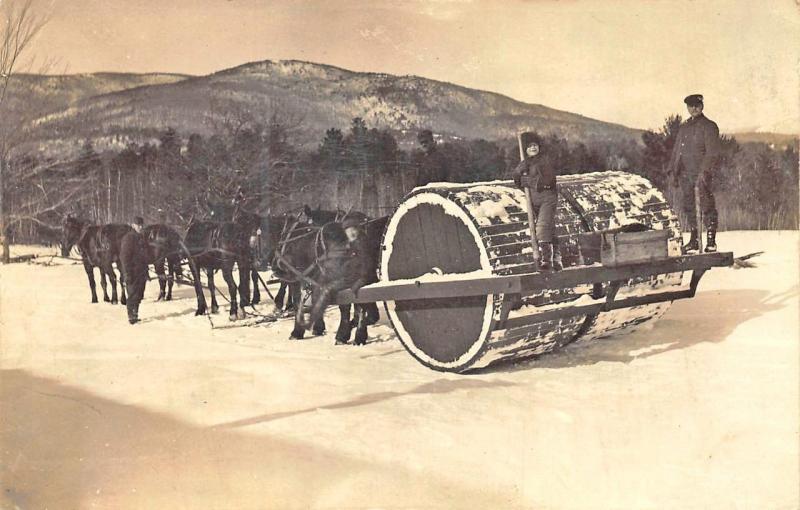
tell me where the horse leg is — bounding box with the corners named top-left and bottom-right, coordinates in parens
top-left (274, 282), bottom-right (286, 310)
top-left (237, 261), bottom-right (251, 310)
top-left (335, 304), bottom-right (352, 344)
top-left (173, 256), bottom-right (184, 283)
top-left (166, 256), bottom-right (177, 300)
top-left (190, 260), bottom-right (207, 316)
top-left (155, 258), bottom-right (167, 301)
top-left (99, 267), bottom-right (112, 303)
top-left (309, 282), bottom-right (338, 336)
top-left (117, 260), bottom-right (127, 305)
top-left (251, 269), bottom-right (261, 305)
top-left (288, 284), bottom-right (297, 311)
top-left (207, 268), bottom-right (219, 314)
top-left (83, 260), bottom-right (99, 303)
top-left (289, 283), bottom-right (305, 339)
top-left (364, 302), bottom-right (380, 326)
top-left (312, 318), bottom-right (326, 336)
top-left (354, 304), bottom-right (369, 346)
top-left (349, 304), bottom-right (358, 328)
top-left (106, 262), bottom-right (120, 305)
top-left (226, 263), bottom-right (243, 320)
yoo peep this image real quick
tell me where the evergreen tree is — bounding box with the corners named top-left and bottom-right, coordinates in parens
top-left (318, 128), bottom-right (345, 172)
top-left (641, 114), bottom-right (682, 188)
top-left (76, 140), bottom-right (101, 178)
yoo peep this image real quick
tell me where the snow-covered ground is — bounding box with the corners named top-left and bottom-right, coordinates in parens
top-left (1, 231), bottom-right (798, 509)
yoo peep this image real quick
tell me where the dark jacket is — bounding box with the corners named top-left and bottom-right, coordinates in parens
top-left (120, 231), bottom-right (150, 284)
top-left (415, 148), bottom-right (449, 187)
top-left (340, 234), bottom-right (375, 290)
top-left (668, 114), bottom-right (720, 178)
top-left (512, 154), bottom-right (557, 191)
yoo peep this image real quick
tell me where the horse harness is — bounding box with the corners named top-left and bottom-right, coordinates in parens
top-left (272, 213), bottom-right (363, 289)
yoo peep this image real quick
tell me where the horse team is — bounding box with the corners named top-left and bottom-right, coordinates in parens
top-left (61, 205), bottom-right (388, 345)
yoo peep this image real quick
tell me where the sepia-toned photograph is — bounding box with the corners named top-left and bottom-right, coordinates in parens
top-left (1, 0), bottom-right (798, 508)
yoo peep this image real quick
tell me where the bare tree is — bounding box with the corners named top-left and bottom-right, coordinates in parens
top-left (0, 0), bottom-right (72, 261)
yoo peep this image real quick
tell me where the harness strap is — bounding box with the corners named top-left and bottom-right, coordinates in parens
top-left (272, 251), bottom-right (319, 287)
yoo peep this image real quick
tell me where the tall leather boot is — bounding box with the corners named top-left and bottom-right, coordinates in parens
top-left (704, 228), bottom-right (717, 253)
top-left (682, 228), bottom-right (699, 253)
top-left (538, 242), bottom-right (553, 271)
top-left (551, 238), bottom-right (563, 271)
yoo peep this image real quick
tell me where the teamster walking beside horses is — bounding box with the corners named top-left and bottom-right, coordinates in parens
top-left (120, 216), bottom-right (150, 324)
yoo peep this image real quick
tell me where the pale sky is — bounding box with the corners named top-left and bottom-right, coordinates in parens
top-left (20, 0), bottom-right (800, 133)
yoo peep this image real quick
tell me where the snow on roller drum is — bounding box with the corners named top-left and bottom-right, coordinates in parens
top-left (344, 171), bottom-right (733, 373)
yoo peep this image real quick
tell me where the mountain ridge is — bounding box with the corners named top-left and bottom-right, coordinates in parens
top-left (10, 59), bottom-right (644, 158)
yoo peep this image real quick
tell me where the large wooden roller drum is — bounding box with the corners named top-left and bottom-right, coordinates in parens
top-left (379, 171), bottom-right (684, 372)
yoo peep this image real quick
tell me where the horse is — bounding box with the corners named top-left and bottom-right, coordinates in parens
top-left (251, 213), bottom-right (300, 307)
top-left (141, 224), bottom-right (184, 301)
top-left (271, 206), bottom-right (381, 341)
top-left (183, 217), bottom-right (254, 320)
top-left (61, 215), bottom-right (131, 305)
top-left (305, 216), bottom-right (388, 345)
top-left (208, 202), bottom-right (295, 308)
top-left (271, 212), bottom-right (329, 338)
top-left (265, 205), bottom-right (352, 314)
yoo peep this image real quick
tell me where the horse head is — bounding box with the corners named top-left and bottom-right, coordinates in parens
top-left (235, 210), bottom-right (263, 234)
top-left (319, 222), bottom-right (350, 256)
top-left (61, 215), bottom-right (87, 257)
top-left (302, 205), bottom-right (337, 226)
top-left (143, 224), bottom-right (166, 249)
top-left (271, 213), bottom-right (320, 283)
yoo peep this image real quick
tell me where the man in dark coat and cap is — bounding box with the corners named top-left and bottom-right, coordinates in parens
top-left (414, 129), bottom-right (449, 187)
top-left (667, 94), bottom-right (721, 252)
top-left (120, 216), bottom-right (149, 324)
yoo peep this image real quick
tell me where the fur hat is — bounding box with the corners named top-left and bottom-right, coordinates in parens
top-left (519, 131), bottom-right (544, 149)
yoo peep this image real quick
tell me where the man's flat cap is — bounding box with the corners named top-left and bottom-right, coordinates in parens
top-left (133, 216), bottom-right (145, 226)
top-left (684, 94), bottom-right (704, 106)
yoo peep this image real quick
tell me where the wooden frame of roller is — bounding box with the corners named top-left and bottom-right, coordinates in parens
top-left (335, 251), bottom-right (731, 306)
top-left (330, 172), bottom-right (734, 373)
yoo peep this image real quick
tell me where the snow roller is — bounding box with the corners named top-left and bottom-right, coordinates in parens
top-left (336, 171), bottom-right (733, 373)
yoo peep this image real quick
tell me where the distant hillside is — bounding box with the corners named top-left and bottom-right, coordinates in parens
top-left (5, 72), bottom-right (190, 114)
top-left (729, 132), bottom-right (798, 149)
top-left (14, 60), bottom-right (641, 158)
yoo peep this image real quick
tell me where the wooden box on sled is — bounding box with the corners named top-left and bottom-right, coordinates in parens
top-left (578, 229), bottom-right (669, 267)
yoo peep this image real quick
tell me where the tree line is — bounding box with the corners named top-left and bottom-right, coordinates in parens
top-left (1, 112), bottom-right (797, 254)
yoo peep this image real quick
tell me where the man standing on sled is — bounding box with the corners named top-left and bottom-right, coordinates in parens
top-left (667, 94), bottom-right (721, 253)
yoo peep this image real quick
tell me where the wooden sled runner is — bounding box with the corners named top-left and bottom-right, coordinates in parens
top-left (335, 171), bottom-right (733, 373)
